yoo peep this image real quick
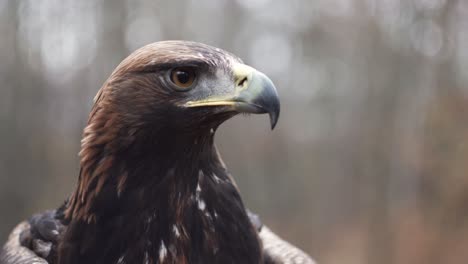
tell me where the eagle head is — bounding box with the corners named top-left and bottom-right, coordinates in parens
top-left (97, 40), bottom-right (279, 137)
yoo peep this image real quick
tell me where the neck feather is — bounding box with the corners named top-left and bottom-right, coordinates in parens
top-left (60, 115), bottom-right (261, 264)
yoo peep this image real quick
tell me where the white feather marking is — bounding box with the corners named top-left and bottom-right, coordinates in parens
top-left (205, 211), bottom-right (212, 219)
top-left (198, 199), bottom-right (206, 211)
top-left (159, 241), bottom-right (167, 262)
top-left (196, 171), bottom-right (205, 210)
top-left (146, 212), bottom-right (157, 224)
top-left (212, 174), bottom-right (222, 183)
top-left (173, 225), bottom-right (180, 238)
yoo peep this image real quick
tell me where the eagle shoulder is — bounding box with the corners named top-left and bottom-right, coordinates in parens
top-left (260, 226), bottom-right (316, 264)
top-left (0, 222), bottom-right (48, 264)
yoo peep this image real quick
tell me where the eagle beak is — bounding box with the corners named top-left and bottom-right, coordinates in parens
top-left (185, 64), bottom-right (280, 129)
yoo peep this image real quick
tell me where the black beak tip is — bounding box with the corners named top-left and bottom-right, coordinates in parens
top-left (254, 72), bottom-right (280, 130)
top-left (269, 107), bottom-right (279, 130)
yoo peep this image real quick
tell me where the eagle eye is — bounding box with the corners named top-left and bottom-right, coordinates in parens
top-left (170, 67), bottom-right (196, 90)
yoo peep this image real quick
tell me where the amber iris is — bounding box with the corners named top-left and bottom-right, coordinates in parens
top-left (170, 68), bottom-right (196, 89)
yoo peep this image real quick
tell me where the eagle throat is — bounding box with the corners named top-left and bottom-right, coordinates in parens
top-left (60, 123), bottom-right (262, 264)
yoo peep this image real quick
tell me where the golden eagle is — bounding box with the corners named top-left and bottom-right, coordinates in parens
top-left (0, 41), bottom-right (314, 264)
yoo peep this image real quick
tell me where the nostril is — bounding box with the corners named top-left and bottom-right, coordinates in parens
top-left (238, 76), bottom-right (248, 87)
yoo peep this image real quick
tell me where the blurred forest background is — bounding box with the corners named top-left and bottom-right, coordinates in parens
top-left (1, 0), bottom-right (468, 263)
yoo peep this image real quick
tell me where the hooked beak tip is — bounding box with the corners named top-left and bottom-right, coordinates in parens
top-left (269, 111), bottom-right (279, 130)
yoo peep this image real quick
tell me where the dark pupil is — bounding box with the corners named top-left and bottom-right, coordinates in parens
top-left (176, 71), bottom-right (190, 84)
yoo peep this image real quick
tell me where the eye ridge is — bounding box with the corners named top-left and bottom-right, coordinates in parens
top-left (170, 67), bottom-right (196, 90)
